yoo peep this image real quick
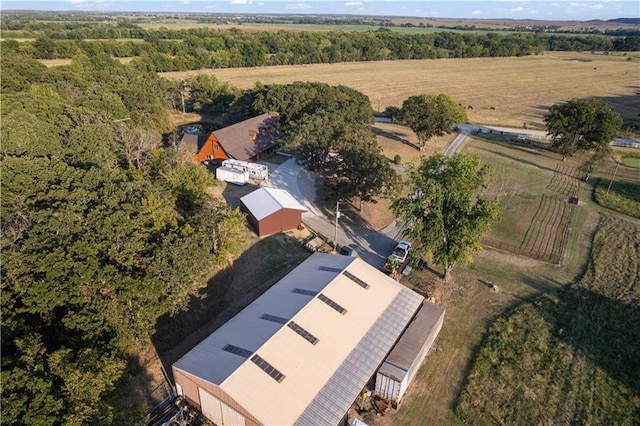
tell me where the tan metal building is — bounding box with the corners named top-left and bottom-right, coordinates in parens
top-left (172, 253), bottom-right (425, 426)
top-left (240, 187), bottom-right (307, 237)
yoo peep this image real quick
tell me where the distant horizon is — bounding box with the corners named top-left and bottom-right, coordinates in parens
top-left (2, 1), bottom-right (639, 22)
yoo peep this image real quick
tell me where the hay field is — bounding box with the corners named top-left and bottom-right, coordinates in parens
top-left (39, 57), bottom-right (133, 67)
top-left (163, 51), bottom-right (640, 130)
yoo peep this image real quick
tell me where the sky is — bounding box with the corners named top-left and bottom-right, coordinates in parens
top-left (1, 0), bottom-right (638, 21)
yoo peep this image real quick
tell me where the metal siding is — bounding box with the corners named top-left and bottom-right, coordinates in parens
top-left (221, 401), bottom-right (247, 426)
top-left (403, 309), bottom-right (445, 398)
top-left (258, 209), bottom-right (302, 237)
top-left (199, 388), bottom-right (224, 426)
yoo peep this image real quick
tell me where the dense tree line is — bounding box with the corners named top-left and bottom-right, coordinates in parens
top-left (1, 52), bottom-right (247, 424)
top-left (3, 24), bottom-right (638, 72)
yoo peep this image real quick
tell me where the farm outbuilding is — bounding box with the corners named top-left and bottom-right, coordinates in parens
top-left (240, 187), bottom-right (307, 237)
top-left (375, 302), bottom-right (446, 403)
top-left (182, 112), bottom-right (280, 163)
top-left (172, 253), bottom-right (428, 426)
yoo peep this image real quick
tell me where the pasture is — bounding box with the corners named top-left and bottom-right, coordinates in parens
top-left (456, 215), bottom-right (640, 425)
top-left (367, 132), bottom-right (609, 425)
top-left (466, 135), bottom-right (582, 264)
top-left (163, 51), bottom-right (640, 131)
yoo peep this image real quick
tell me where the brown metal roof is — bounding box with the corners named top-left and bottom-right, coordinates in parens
top-left (180, 133), bottom-right (209, 154)
top-left (213, 112), bottom-right (280, 161)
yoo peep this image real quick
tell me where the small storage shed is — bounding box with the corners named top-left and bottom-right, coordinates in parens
top-left (375, 301), bottom-right (446, 403)
top-left (240, 188), bottom-right (307, 237)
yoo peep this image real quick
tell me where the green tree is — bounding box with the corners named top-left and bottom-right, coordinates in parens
top-left (328, 145), bottom-right (400, 209)
top-left (1, 52), bottom-right (249, 424)
top-left (392, 153), bottom-right (501, 281)
top-left (185, 74), bottom-right (239, 113)
top-left (398, 94), bottom-right (468, 150)
top-left (544, 98), bottom-right (623, 161)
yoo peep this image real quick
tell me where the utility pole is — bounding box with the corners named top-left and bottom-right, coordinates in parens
top-left (334, 201), bottom-right (341, 252)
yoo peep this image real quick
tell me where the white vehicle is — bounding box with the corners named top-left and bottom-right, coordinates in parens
top-left (389, 241), bottom-right (411, 263)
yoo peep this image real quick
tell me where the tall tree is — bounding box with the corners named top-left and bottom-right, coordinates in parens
top-left (398, 94), bottom-right (467, 150)
top-left (328, 145), bottom-right (400, 209)
top-left (544, 98), bottom-right (623, 161)
top-left (392, 153), bottom-right (501, 281)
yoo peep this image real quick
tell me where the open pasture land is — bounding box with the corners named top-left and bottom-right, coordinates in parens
top-left (164, 51), bottom-right (640, 130)
top-left (39, 56), bottom-right (134, 67)
top-left (370, 135), bottom-right (602, 426)
top-left (467, 135), bottom-right (584, 264)
top-left (456, 215), bottom-right (640, 425)
top-left (373, 122), bottom-right (454, 162)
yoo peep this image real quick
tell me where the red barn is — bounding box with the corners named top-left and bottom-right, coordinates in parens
top-left (240, 187), bottom-right (307, 237)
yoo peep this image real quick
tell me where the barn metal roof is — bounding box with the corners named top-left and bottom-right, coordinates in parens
top-left (240, 187), bottom-right (307, 221)
top-left (172, 253), bottom-right (424, 426)
top-left (377, 301), bottom-right (446, 381)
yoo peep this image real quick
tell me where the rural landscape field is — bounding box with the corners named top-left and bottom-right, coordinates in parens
top-left (164, 51), bottom-right (640, 131)
top-left (2, 8), bottom-right (640, 426)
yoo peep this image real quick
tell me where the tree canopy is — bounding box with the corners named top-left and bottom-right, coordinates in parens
top-left (397, 94), bottom-right (468, 150)
top-left (246, 81), bottom-right (399, 206)
top-left (392, 153), bottom-right (501, 281)
top-left (1, 52), bottom-right (247, 424)
top-left (544, 98), bottom-right (623, 161)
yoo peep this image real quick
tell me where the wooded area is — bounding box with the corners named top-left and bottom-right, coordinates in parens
top-left (0, 52), bottom-right (248, 424)
top-left (2, 12), bottom-right (639, 73)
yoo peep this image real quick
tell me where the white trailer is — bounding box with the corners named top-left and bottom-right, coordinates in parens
top-left (216, 166), bottom-right (249, 186)
top-left (222, 159), bottom-right (269, 181)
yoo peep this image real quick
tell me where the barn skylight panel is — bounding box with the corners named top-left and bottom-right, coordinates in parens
top-left (251, 354), bottom-right (285, 383)
top-left (318, 293), bottom-right (347, 314)
top-left (292, 288), bottom-right (318, 296)
top-left (287, 321), bottom-right (319, 345)
top-left (343, 270), bottom-right (370, 289)
top-left (260, 314), bottom-right (289, 324)
top-left (221, 344), bottom-right (253, 359)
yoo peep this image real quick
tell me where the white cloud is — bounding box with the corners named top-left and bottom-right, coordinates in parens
top-left (68, 0), bottom-right (88, 4)
top-left (510, 6), bottom-right (525, 12)
top-left (231, 0), bottom-right (249, 4)
top-left (589, 4), bottom-right (605, 9)
top-left (471, 9), bottom-right (482, 15)
top-left (344, 2), bottom-right (363, 6)
top-left (285, 2), bottom-right (313, 11)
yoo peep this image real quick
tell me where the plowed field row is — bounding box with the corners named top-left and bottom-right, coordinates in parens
top-left (520, 195), bottom-right (572, 264)
top-left (548, 164), bottom-right (579, 196)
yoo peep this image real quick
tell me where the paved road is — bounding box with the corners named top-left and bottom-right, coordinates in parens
top-left (267, 124), bottom-right (639, 268)
top-left (267, 157), bottom-right (401, 266)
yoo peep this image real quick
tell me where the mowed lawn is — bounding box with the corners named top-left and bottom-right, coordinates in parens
top-left (163, 51), bottom-right (640, 130)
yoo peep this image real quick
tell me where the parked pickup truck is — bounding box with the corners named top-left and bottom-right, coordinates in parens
top-left (385, 241), bottom-right (411, 271)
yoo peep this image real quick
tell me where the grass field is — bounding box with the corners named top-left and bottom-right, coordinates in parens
top-left (456, 215), bottom-right (640, 425)
top-left (39, 57), bottom-right (133, 67)
top-left (464, 134), bottom-right (583, 264)
top-left (138, 21), bottom-right (512, 34)
top-left (365, 129), bottom-right (604, 425)
top-left (163, 51), bottom-right (640, 131)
